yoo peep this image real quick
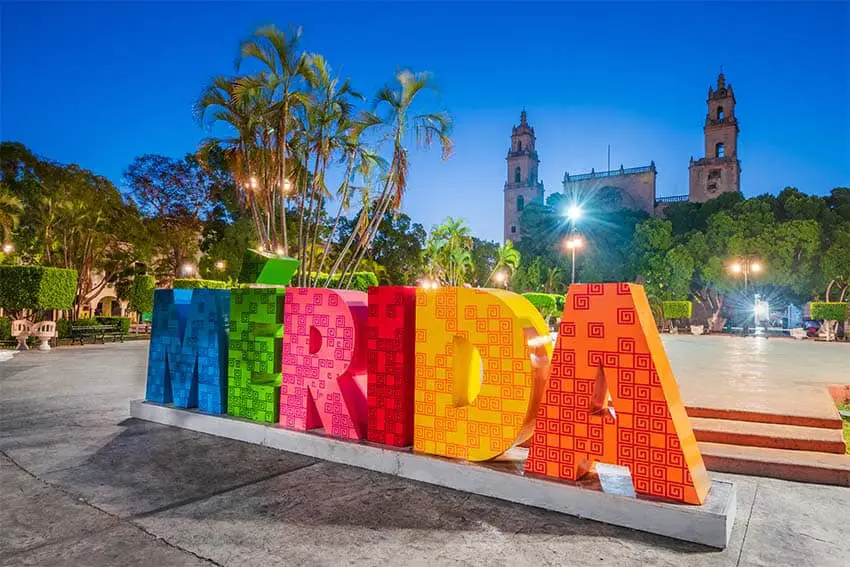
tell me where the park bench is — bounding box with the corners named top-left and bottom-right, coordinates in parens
top-left (70, 324), bottom-right (125, 345)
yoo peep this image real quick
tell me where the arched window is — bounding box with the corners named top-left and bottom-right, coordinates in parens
top-left (717, 106), bottom-right (725, 120)
top-left (715, 142), bottom-right (725, 158)
top-left (517, 195), bottom-right (525, 211)
top-left (514, 167), bottom-right (521, 183)
top-left (517, 141), bottom-right (523, 151)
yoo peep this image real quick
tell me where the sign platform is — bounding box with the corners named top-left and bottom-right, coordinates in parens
top-left (130, 400), bottom-right (736, 548)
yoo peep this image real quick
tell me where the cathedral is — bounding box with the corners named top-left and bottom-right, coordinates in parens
top-left (504, 73), bottom-right (742, 242)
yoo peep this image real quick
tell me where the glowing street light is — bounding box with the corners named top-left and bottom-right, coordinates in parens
top-left (2, 243), bottom-right (13, 254)
top-left (181, 263), bottom-right (195, 277)
top-left (728, 257), bottom-right (764, 292)
top-left (282, 178), bottom-right (293, 194)
top-left (565, 236), bottom-right (584, 284)
top-left (275, 247), bottom-right (285, 256)
top-left (566, 205), bottom-right (582, 222)
top-left (494, 271), bottom-right (508, 289)
top-left (214, 260), bottom-right (226, 270)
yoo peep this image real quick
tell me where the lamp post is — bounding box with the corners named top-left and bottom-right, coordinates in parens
top-left (214, 260), bottom-right (226, 271)
top-left (729, 257), bottom-right (763, 293)
top-left (494, 271), bottom-right (508, 289)
top-left (565, 236), bottom-right (583, 284)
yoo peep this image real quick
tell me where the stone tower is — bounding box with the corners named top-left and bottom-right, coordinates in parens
top-left (688, 72), bottom-right (741, 202)
top-left (504, 110), bottom-right (545, 242)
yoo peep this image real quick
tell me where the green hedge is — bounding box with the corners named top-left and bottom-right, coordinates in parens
top-left (314, 272), bottom-right (379, 292)
top-left (0, 266), bottom-right (78, 310)
top-left (522, 292), bottom-right (559, 318)
top-left (173, 278), bottom-right (230, 290)
top-left (662, 300), bottom-right (693, 320)
top-left (0, 316), bottom-right (10, 339)
top-left (56, 318), bottom-right (72, 339)
top-left (811, 302), bottom-right (849, 321)
top-left (130, 275), bottom-right (155, 313)
top-left (96, 316), bottom-right (131, 333)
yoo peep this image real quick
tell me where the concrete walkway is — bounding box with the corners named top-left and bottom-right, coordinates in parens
top-left (1, 342), bottom-right (848, 566)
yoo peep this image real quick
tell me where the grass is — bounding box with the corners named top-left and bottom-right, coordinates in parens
top-left (839, 403), bottom-right (850, 455)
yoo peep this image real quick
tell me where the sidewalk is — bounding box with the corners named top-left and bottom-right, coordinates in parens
top-left (1, 342), bottom-right (848, 566)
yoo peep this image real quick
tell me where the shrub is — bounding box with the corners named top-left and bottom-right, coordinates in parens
top-left (314, 272), bottom-right (379, 292)
top-left (0, 266), bottom-right (77, 310)
top-left (662, 300), bottom-right (693, 320)
top-left (811, 302), bottom-right (849, 322)
top-left (56, 318), bottom-right (72, 339)
top-left (130, 275), bottom-right (155, 314)
top-left (0, 316), bottom-right (10, 339)
top-left (95, 316), bottom-right (131, 333)
top-left (173, 278), bottom-right (230, 290)
top-left (522, 292), bottom-right (558, 319)
top-left (553, 293), bottom-right (566, 312)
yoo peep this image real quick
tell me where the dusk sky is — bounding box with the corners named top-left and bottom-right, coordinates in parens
top-left (3, 1), bottom-right (849, 242)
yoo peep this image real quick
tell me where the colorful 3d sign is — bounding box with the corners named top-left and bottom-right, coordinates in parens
top-left (144, 274), bottom-right (712, 505)
top-left (366, 286), bottom-right (417, 447)
top-left (525, 283), bottom-right (710, 505)
top-left (145, 288), bottom-right (230, 414)
top-left (413, 287), bottom-right (552, 461)
top-left (228, 288), bottom-right (285, 423)
top-left (227, 250), bottom-right (297, 423)
top-left (280, 288), bottom-right (369, 440)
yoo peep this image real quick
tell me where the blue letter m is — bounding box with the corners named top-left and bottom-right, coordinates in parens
top-left (145, 288), bottom-right (230, 414)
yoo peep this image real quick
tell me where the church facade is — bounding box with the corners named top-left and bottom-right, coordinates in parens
top-left (503, 73), bottom-right (742, 242)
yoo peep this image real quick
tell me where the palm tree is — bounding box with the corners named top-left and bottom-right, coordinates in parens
top-left (333, 69), bottom-right (452, 288)
top-left (422, 217), bottom-right (474, 286)
top-left (300, 55), bottom-right (363, 286)
top-left (0, 184), bottom-right (23, 242)
top-left (313, 113), bottom-right (384, 285)
top-left (195, 76), bottom-right (274, 250)
top-left (544, 266), bottom-right (562, 293)
top-left (236, 25), bottom-right (313, 256)
top-left (487, 240), bottom-right (521, 284)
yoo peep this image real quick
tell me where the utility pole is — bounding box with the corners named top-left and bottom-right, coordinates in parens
top-left (607, 144), bottom-right (611, 173)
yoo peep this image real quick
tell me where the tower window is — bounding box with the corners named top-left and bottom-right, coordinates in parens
top-left (715, 143), bottom-right (725, 158)
top-left (514, 167), bottom-right (521, 183)
top-left (517, 195), bottom-right (525, 211)
top-left (511, 226), bottom-right (517, 234)
top-left (517, 141), bottom-right (523, 151)
top-left (717, 107), bottom-right (725, 120)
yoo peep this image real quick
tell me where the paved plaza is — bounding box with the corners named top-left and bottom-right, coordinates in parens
top-left (666, 335), bottom-right (849, 422)
top-left (1, 341), bottom-right (849, 566)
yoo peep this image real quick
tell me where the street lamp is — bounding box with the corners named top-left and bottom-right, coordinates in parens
top-left (728, 257), bottom-right (764, 292)
top-left (214, 260), bottom-right (226, 270)
top-left (2, 243), bottom-right (13, 254)
top-left (181, 263), bottom-right (195, 277)
top-left (494, 271), bottom-right (508, 289)
top-left (565, 236), bottom-right (583, 284)
top-left (275, 247), bottom-right (285, 256)
top-left (282, 178), bottom-right (292, 194)
top-left (566, 205), bottom-right (582, 223)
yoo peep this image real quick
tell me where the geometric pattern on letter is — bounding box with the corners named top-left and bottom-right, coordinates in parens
top-left (145, 288), bottom-right (230, 414)
top-left (524, 282), bottom-right (711, 505)
top-left (414, 287), bottom-right (552, 461)
top-left (367, 286), bottom-right (416, 447)
top-left (227, 287), bottom-right (285, 423)
top-left (280, 288), bottom-right (368, 440)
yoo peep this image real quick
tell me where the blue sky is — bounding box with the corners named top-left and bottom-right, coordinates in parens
top-left (2, 1), bottom-right (849, 241)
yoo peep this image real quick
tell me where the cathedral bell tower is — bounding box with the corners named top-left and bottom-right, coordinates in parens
top-left (688, 72), bottom-right (741, 202)
top-left (504, 110), bottom-right (545, 242)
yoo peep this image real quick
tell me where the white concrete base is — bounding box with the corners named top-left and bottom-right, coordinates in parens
top-left (130, 400), bottom-right (736, 548)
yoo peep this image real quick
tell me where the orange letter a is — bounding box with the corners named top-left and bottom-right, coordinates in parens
top-left (524, 283), bottom-right (710, 505)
